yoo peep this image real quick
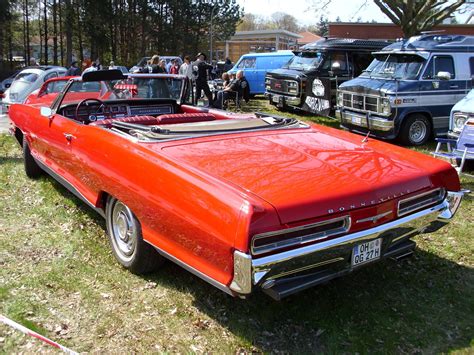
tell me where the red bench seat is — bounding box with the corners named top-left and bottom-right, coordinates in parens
top-left (90, 113), bottom-right (216, 128)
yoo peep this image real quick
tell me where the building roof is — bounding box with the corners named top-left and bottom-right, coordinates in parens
top-left (232, 30), bottom-right (302, 39)
top-left (298, 31), bottom-right (321, 45)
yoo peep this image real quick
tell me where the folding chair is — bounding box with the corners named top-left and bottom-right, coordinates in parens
top-left (432, 118), bottom-right (474, 176)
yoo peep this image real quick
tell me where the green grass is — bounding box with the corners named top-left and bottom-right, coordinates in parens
top-left (1, 100), bottom-right (473, 353)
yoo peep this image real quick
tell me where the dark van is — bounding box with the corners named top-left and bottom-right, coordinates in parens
top-left (265, 38), bottom-right (389, 115)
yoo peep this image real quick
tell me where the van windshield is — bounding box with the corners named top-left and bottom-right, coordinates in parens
top-left (283, 52), bottom-right (324, 71)
top-left (362, 54), bottom-right (425, 80)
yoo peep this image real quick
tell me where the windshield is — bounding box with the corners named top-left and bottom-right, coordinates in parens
top-left (284, 52), bottom-right (324, 71)
top-left (61, 75), bottom-right (184, 105)
top-left (361, 54), bottom-right (425, 80)
top-left (15, 72), bottom-right (39, 83)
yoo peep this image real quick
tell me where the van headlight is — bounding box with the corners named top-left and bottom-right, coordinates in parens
top-left (337, 92), bottom-right (343, 106)
top-left (452, 112), bottom-right (467, 132)
top-left (380, 98), bottom-right (391, 115)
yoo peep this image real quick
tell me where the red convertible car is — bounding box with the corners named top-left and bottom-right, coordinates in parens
top-left (8, 70), bottom-right (467, 300)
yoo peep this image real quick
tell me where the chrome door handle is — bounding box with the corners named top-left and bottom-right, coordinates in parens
top-left (450, 85), bottom-right (459, 89)
top-left (63, 133), bottom-right (76, 141)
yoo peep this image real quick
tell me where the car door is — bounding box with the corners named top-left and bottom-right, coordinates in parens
top-left (30, 109), bottom-right (79, 181)
top-left (419, 54), bottom-right (460, 134)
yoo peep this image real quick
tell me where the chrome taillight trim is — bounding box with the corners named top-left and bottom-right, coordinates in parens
top-left (251, 216), bottom-right (351, 256)
top-left (397, 188), bottom-right (446, 217)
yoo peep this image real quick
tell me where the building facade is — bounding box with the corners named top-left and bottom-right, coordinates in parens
top-left (328, 23), bottom-right (474, 40)
top-left (216, 30), bottom-right (301, 62)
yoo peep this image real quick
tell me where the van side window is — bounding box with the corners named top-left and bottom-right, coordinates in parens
top-left (469, 57), bottom-right (474, 77)
top-left (423, 56), bottom-right (455, 79)
top-left (237, 58), bottom-right (256, 69)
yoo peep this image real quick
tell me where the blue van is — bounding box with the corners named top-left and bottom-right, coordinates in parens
top-left (336, 34), bottom-right (474, 145)
top-left (228, 51), bottom-right (294, 95)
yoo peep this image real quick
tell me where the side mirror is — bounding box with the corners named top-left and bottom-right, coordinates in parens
top-left (435, 71), bottom-right (451, 80)
top-left (40, 106), bottom-right (52, 117)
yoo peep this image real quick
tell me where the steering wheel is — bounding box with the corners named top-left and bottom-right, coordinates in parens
top-left (75, 98), bottom-right (109, 123)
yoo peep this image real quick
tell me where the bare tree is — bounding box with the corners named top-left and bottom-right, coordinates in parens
top-left (373, 0), bottom-right (466, 37)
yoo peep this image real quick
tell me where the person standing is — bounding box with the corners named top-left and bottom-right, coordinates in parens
top-left (193, 52), bottom-right (213, 106)
top-left (169, 59), bottom-right (179, 74)
top-left (179, 56), bottom-right (193, 79)
top-left (66, 61), bottom-right (81, 76)
top-left (150, 55), bottom-right (165, 73)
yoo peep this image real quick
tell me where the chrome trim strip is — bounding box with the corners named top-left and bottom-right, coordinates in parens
top-left (397, 188), bottom-right (445, 217)
top-left (148, 241), bottom-right (235, 297)
top-left (356, 210), bottom-right (391, 224)
top-left (251, 200), bottom-right (447, 270)
top-left (251, 216), bottom-right (351, 255)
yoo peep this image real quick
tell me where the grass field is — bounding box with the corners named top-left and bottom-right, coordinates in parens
top-left (1, 99), bottom-right (473, 353)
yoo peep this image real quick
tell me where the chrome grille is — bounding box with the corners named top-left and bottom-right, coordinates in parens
top-left (251, 216), bottom-right (351, 255)
top-left (266, 78), bottom-right (299, 95)
top-left (340, 91), bottom-right (383, 114)
top-left (398, 188), bottom-right (446, 217)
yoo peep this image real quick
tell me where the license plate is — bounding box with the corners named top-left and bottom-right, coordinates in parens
top-left (351, 115), bottom-right (362, 125)
top-left (352, 238), bottom-right (381, 267)
top-left (272, 95), bottom-right (280, 103)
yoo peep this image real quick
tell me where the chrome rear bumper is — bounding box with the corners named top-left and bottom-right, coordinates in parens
top-left (230, 190), bottom-right (468, 300)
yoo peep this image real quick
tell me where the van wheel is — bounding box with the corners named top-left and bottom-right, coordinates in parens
top-left (399, 114), bottom-right (432, 146)
top-left (106, 196), bottom-right (165, 274)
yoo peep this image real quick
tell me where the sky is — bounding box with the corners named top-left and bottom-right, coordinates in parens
top-left (236, 0), bottom-right (472, 26)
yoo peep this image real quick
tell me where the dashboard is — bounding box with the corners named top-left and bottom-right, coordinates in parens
top-left (60, 101), bottom-right (175, 122)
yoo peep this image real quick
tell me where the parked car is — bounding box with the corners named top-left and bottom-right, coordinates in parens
top-left (337, 34), bottom-right (474, 145)
top-left (23, 76), bottom-right (107, 106)
top-left (2, 66), bottom-right (67, 111)
top-left (228, 51), bottom-right (294, 95)
top-left (449, 88), bottom-right (474, 139)
top-left (130, 56), bottom-right (183, 73)
top-left (8, 69), bottom-right (467, 300)
top-left (265, 38), bottom-right (389, 115)
top-left (0, 70), bottom-right (20, 94)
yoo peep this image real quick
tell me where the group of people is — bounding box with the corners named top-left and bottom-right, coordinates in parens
top-left (65, 52), bottom-right (249, 110)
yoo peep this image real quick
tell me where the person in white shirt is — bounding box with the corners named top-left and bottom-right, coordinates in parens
top-left (179, 56), bottom-right (194, 79)
top-left (83, 62), bottom-right (98, 74)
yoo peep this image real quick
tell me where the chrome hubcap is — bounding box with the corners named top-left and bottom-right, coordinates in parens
top-left (409, 121), bottom-right (427, 143)
top-left (111, 201), bottom-right (137, 261)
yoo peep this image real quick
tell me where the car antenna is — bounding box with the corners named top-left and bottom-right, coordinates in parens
top-left (362, 131), bottom-right (370, 143)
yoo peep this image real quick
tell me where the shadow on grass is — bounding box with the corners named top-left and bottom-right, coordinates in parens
top-left (141, 248), bottom-right (474, 353)
top-left (0, 156), bottom-right (23, 165)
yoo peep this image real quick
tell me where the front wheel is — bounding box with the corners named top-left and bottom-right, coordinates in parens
top-left (399, 114), bottom-right (432, 146)
top-left (105, 196), bottom-right (164, 274)
top-left (23, 140), bottom-right (43, 179)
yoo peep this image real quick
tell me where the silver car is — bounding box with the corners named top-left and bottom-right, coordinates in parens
top-left (2, 66), bottom-right (66, 111)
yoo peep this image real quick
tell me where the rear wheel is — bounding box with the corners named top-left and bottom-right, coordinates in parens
top-left (399, 114), bottom-right (432, 146)
top-left (23, 141), bottom-right (43, 179)
top-left (105, 196), bottom-right (164, 274)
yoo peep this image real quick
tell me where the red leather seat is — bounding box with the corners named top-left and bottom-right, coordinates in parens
top-left (90, 113), bottom-right (216, 128)
top-left (90, 115), bottom-right (159, 128)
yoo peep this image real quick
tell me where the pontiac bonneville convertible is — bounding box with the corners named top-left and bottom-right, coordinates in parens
top-left (8, 70), bottom-right (467, 300)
